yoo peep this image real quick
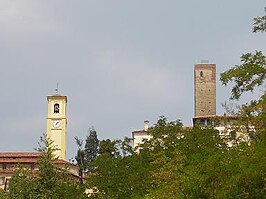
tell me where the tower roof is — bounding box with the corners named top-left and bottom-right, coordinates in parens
top-left (47, 94), bottom-right (67, 102)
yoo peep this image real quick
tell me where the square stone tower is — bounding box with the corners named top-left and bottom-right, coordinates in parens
top-left (194, 62), bottom-right (216, 117)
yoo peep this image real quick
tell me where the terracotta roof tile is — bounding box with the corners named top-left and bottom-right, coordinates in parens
top-left (0, 152), bottom-right (77, 168)
top-left (0, 152), bottom-right (40, 158)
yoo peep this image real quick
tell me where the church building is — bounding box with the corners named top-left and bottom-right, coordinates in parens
top-left (0, 92), bottom-right (78, 191)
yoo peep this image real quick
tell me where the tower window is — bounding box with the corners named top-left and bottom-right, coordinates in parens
top-left (200, 71), bottom-right (203, 77)
top-left (54, 103), bottom-right (60, 113)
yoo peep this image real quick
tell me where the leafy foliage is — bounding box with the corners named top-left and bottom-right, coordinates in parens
top-left (220, 51), bottom-right (266, 100)
top-left (142, 118), bottom-right (230, 198)
top-left (87, 138), bottom-right (152, 199)
top-left (7, 136), bottom-right (86, 199)
top-left (220, 7), bottom-right (266, 138)
top-left (221, 7), bottom-right (266, 101)
top-left (253, 7), bottom-right (266, 33)
top-left (87, 116), bottom-right (266, 198)
top-left (98, 139), bottom-right (120, 158)
top-left (0, 189), bottom-right (8, 199)
top-left (75, 127), bottom-right (100, 183)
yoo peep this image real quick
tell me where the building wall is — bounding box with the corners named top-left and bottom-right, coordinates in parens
top-left (194, 63), bottom-right (216, 117)
top-left (132, 131), bottom-right (152, 150)
top-left (0, 176), bottom-right (10, 191)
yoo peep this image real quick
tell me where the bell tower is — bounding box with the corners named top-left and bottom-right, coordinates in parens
top-left (46, 93), bottom-right (67, 160)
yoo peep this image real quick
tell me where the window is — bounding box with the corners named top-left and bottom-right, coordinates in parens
top-left (0, 177), bottom-right (4, 186)
top-left (4, 178), bottom-right (10, 191)
top-left (200, 71), bottom-right (203, 77)
top-left (54, 103), bottom-right (60, 113)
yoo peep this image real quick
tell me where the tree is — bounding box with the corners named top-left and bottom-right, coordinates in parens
top-left (220, 7), bottom-right (266, 100)
top-left (85, 127), bottom-right (99, 162)
top-left (220, 51), bottom-right (266, 100)
top-left (82, 116), bottom-right (266, 198)
top-left (75, 137), bottom-right (87, 184)
top-left (141, 117), bottom-right (230, 198)
top-left (144, 117), bottom-right (266, 198)
top-left (75, 127), bottom-right (99, 183)
top-left (98, 139), bottom-right (120, 158)
top-left (120, 137), bottom-right (134, 157)
top-left (220, 8), bottom-right (266, 136)
top-left (253, 7), bottom-right (266, 33)
top-left (0, 189), bottom-right (8, 199)
top-left (87, 137), bottom-right (152, 199)
top-left (8, 136), bottom-right (86, 199)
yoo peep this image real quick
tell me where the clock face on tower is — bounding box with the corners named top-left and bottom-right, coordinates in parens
top-left (52, 120), bottom-right (61, 129)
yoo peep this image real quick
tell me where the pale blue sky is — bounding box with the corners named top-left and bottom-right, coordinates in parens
top-left (0, 1), bottom-right (265, 159)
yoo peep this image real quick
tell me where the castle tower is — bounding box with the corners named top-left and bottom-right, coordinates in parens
top-left (46, 94), bottom-right (67, 160)
top-left (194, 62), bottom-right (216, 117)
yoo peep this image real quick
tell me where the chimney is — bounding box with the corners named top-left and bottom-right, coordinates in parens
top-left (144, 120), bottom-right (149, 131)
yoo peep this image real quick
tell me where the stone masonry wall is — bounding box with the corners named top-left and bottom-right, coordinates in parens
top-left (194, 64), bottom-right (216, 117)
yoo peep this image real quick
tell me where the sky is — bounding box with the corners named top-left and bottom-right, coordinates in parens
top-left (0, 0), bottom-right (265, 160)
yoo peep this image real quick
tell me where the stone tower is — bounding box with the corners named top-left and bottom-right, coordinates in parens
top-left (46, 94), bottom-right (67, 160)
top-left (194, 62), bottom-right (216, 117)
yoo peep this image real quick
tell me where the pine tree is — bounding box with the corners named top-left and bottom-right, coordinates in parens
top-left (8, 136), bottom-right (86, 199)
top-left (85, 127), bottom-right (99, 162)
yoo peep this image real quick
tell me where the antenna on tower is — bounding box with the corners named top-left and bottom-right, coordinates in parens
top-left (55, 82), bottom-right (59, 94)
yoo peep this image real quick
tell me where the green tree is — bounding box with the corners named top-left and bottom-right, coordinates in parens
top-left (253, 7), bottom-right (266, 33)
top-left (87, 137), bottom-right (152, 199)
top-left (144, 117), bottom-right (266, 198)
top-left (75, 127), bottom-right (99, 183)
top-left (141, 117), bottom-right (229, 198)
top-left (6, 167), bottom-right (37, 199)
top-left (0, 189), bottom-right (8, 199)
top-left (220, 51), bottom-right (266, 100)
top-left (8, 136), bottom-right (86, 199)
top-left (75, 136), bottom-right (87, 184)
top-left (98, 139), bottom-right (120, 158)
top-left (220, 7), bottom-right (266, 137)
top-left (120, 137), bottom-right (134, 157)
top-left (82, 116), bottom-right (266, 198)
top-left (220, 8), bottom-right (266, 100)
top-left (220, 58), bottom-right (266, 198)
top-left (85, 127), bottom-right (99, 162)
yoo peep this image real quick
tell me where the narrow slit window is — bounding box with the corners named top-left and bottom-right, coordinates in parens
top-left (200, 71), bottom-right (203, 77)
top-left (54, 103), bottom-right (60, 113)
